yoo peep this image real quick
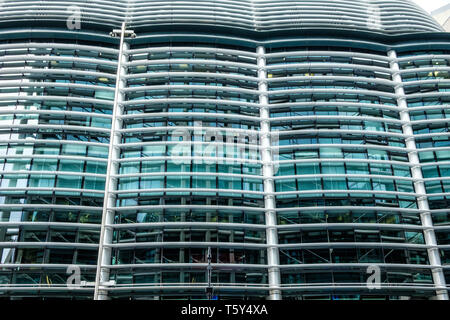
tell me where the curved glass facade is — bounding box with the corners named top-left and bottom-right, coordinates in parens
top-left (0, 38), bottom-right (118, 299)
top-left (0, 0), bottom-right (449, 301)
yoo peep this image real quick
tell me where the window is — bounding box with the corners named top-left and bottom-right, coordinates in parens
top-left (320, 147), bottom-right (343, 158)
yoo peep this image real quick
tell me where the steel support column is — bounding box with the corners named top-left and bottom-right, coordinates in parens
top-left (389, 50), bottom-right (449, 300)
top-left (94, 22), bottom-right (129, 300)
top-left (257, 46), bottom-right (282, 300)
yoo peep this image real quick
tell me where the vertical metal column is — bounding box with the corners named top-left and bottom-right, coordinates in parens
top-left (257, 46), bottom-right (282, 300)
top-left (94, 22), bottom-right (129, 300)
top-left (388, 50), bottom-right (449, 300)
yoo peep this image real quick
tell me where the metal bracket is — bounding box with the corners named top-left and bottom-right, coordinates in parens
top-left (110, 29), bottom-right (136, 38)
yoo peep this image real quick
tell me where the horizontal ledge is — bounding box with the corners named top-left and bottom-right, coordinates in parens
top-left (405, 105), bottom-right (450, 112)
top-left (126, 58), bottom-right (257, 70)
top-left (103, 284), bottom-right (440, 292)
top-left (117, 141), bottom-right (261, 149)
top-left (0, 42), bottom-right (119, 54)
top-left (278, 263), bottom-right (436, 270)
top-left (114, 156), bottom-right (262, 165)
top-left (114, 171), bottom-right (262, 180)
top-left (108, 204), bottom-right (266, 212)
top-left (0, 68), bottom-right (116, 80)
top-left (0, 170), bottom-right (106, 179)
top-left (125, 71), bottom-right (257, 82)
top-left (118, 125), bottom-right (261, 135)
top-left (112, 188), bottom-right (264, 195)
top-left (413, 132), bottom-right (450, 139)
top-left (0, 154), bottom-right (108, 163)
top-left (276, 129), bottom-right (408, 138)
top-left (0, 221), bottom-right (100, 229)
top-left (265, 50), bottom-right (391, 62)
top-left (0, 284), bottom-right (442, 293)
top-left (118, 112), bottom-right (260, 122)
top-left (396, 54), bottom-right (450, 63)
top-left (105, 242), bottom-right (267, 249)
top-left (278, 242), bottom-right (431, 249)
top-left (122, 84), bottom-right (258, 95)
top-left (0, 123), bottom-right (111, 134)
top-left (0, 242), bottom-right (98, 249)
top-left (0, 109), bottom-right (113, 119)
top-left (271, 115), bottom-right (405, 125)
top-left (265, 62), bottom-right (393, 74)
top-left (99, 263), bottom-right (440, 271)
top-left (0, 138), bottom-right (108, 147)
top-left (267, 75), bottom-right (396, 87)
top-left (0, 263), bottom-right (97, 269)
top-left (0, 94), bottom-right (114, 105)
top-left (108, 222), bottom-right (268, 231)
top-left (0, 204), bottom-right (103, 211)
top-left (274, 158), bottom-right (413, 167)
top-left (273, 173), bottom-right (415, 182)
top-left (126, 46), bottom-right (258, 57)
top-left (273, 189), bottom-right (420, 197)
top-left (108, 188), bottom-right (421, 197)
top-left (0, 81), bottom-right (115, 92)
top-left (274, 205), bottom-right (421, 213)
top-left (102, 241), bottom-right (432, 250)
top-left (106, 263), bottom-right (268, 270)
top-left (277, 222), bottom-right (425, 231)
top-left (274, 143), bottom-right (413, 153)
top-left (267, 101), bottom-right (404, 111)
top-left (122, 97), bottom-right (260, 108)
top-left (0, 187), bottom-right (104, 194)
top-left (399, 66), bottom-right (450, 74)
top-left (0, 54), bottom-right (118, 66)
top-left (267, 88), bottom-right (399, 99)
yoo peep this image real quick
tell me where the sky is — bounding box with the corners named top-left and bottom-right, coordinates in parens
top-left (412, 0), bottom-right (450, 13)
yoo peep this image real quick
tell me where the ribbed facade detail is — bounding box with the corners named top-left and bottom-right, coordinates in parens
top-left (0, 0), bottom-right (444, 34)
top-left (0, 0), bottom-right (449, 301)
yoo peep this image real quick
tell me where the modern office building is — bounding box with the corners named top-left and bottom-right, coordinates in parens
top-left (0, 0), bottom-right (449, 300)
